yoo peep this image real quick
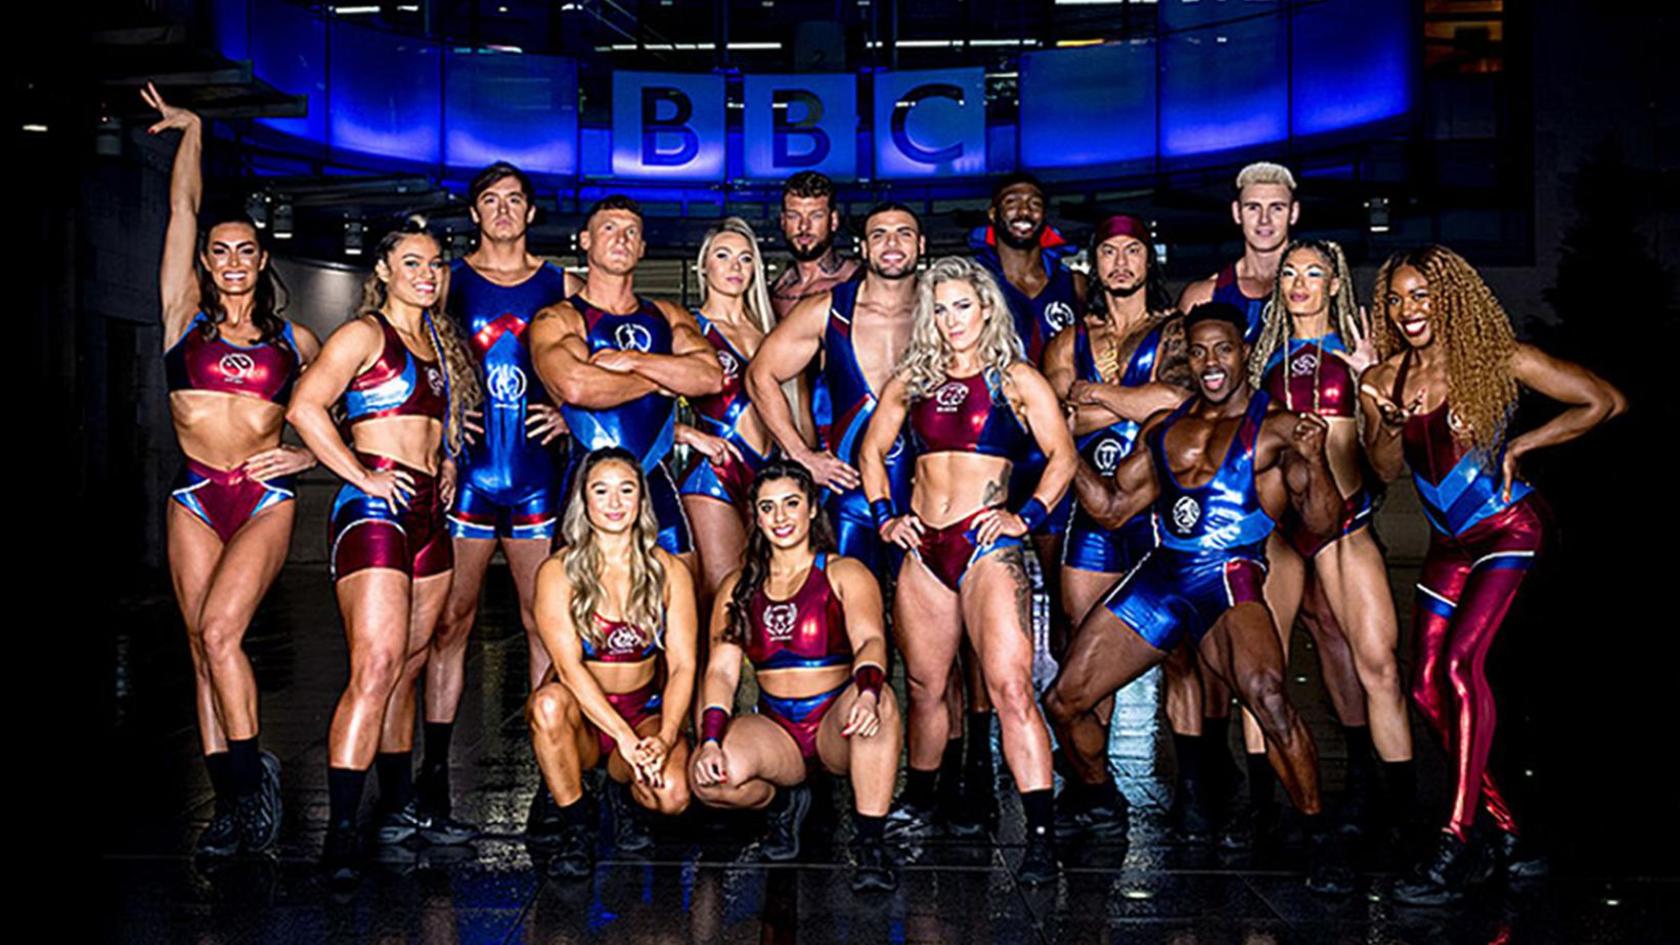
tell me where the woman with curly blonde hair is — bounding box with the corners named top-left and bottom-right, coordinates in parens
top-left (525, 447), bottom-right (697, 879)
top-left (1361, 244), bottom-right (1624, 905)
top-left (288, 219), bottom-right (482, 884)
top-left (1238, 238), bottom-right (1414, 833)
top-left (858, 256), bottom-right (1077, 885)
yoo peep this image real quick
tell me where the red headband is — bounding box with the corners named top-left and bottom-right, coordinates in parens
top-left (1094, 213), bottom-right (1149, 246)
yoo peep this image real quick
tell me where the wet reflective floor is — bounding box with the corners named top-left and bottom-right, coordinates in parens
top-left (101, 566), bottom-right (1676, 944)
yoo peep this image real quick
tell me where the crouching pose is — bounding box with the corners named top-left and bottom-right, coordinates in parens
top-left (1044, 302), bottom-right (1349, 893)
top-left (690, 462), bottom-right (901, 892)
top-left (527, 447), bottom-right (697, 879)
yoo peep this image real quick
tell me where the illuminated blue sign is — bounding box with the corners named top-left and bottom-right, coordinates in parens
top-left (611, 71), bottom-right (725, 181)
top-left (742, 74), bottom-right (857, 181)
top-left (1019, 43), bottom-right (1156, 171)
top-left (445, 50), bottom-right (577, 176)
top-left (872, 68), bottom-right (987, 179)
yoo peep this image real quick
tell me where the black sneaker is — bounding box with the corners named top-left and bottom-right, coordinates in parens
top-left (1169, 779), bottom-right (1218, 843)
top-left (761, 784), bottom-right (812, 862)
top-left (946, 775), bottom-right (997, 837)
top-left (235, 752), bottom-right (284, 854)
top-left (196, 802), bottom-right (240, 858)
top-left (320, 822), bottom-right (362, 888)
top-left (1489, 829), bottom-right (1549, 880)
top-left (608, 782), bottom-right (653, 854)
top-left (546, 825), bottom-right (594, 880)
top-left (526, 785), bottom-right (565, 841)
top-left (373, 802), bottom-right (421, 845)
top-left (883, 799), bottom-right (939, 844)
top-left (1017, 827), bottom-right (1059, 886)
top-left (1305, 825), bottom-right (1355, 896)
top-left (398, 798), bottom-right (476, 845)
top-left (1393, 831), bottom-right (1488, 906)
top-left (850, 838), bottom-right (898, 892)
top-left (1054, 791), bottom-right (1129, 844)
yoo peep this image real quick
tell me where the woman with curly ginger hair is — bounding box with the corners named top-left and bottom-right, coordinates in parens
top-left (1361, 244), bottom-right (1624, 905)
top-left (858, 256), bottom-right (1077, 885)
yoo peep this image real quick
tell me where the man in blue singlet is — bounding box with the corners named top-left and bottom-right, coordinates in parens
top-left (745, 203), bottom-right (920, 575)
top-left (529, 195), bottom-right (723, 584)
top-left (420, 162), bottom-right (579, 839)
top-left (1043, 303), bottom-right (1350, 893)
top-left (1178, 162), bottom-right (1300, 344)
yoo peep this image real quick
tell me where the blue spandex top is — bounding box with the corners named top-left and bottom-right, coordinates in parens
top-left (1148, 390), bottom-right (1276, 553)
top-left (558, 294), bottom-right (677, 473)
top-left (1073, 319), bottom-right (1163, 475)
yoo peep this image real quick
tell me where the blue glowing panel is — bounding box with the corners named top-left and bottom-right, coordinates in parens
top-left (1159, 0), bottom-right (1274, 29)
top-left (250, 0), bottom-right (326, 142)
top-left (611, 72), bottom-right (725, 181)
top-left (445, 50), bottom-right (578, 176)
top-left (742, 74), bottom-right (857, 181)
top-left (327, 20), bottom-right (440, 163)
top-left (213, 0), bottom-right (248, 62)
top-left (1160, 4), bottom-right (1287, 158)
top-left (872, 68), bottom-right (986, 180)
top-left (1291, 0), bottom-right (1412, 134)
top-left (1019, 42), bottom-right (1156, 170)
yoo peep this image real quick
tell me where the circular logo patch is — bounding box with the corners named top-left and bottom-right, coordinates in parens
top-left (763, 603), bottom-right (798, 641)
top-left (426, 366), bottom-right (446, 397)
top-left (1171, 495), bottom-right (1201, 533)
top-left (614, 323), bottom-right (654, 353)
top-left (487, 364), bottom-right (527, 402)
top-left (1290, 350), bottom-right (1319, 377)
top-left (1093, 437), bottom-right (1124, 474)
top-left (716, 349), bottom-right (740, 378)
top-left (606, 624), bottom-right (647, 656)
top-left (1044, 301), bottom-right (1076, 334)
top-left (934, 381), bottom-right (969, 410)
top-left (218, 352), bottom-right (255, 380)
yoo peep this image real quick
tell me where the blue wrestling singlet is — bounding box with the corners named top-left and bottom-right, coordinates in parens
top-left (678, 310), bottom-right (773, 508)
top-left (559, 294), bottom-right (690, 554)
top-left (1212, 262), bottom-right (1268, 345)
top-left (817, 278), bottom-right (913, 572)
top-left (1062, 320), bottom-right (1164, 574)
top-left (446, 259), bottom-right (572, 541)
top-left (1099, 391), bottom-right (1276, 650)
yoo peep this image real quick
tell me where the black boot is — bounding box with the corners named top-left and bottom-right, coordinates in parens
top-left (761, 784), bottom-right (813, 862)
top-left (1393, 831), bottom-right (1492, 906)
top-left (608, 780), bottom-right (653, 854)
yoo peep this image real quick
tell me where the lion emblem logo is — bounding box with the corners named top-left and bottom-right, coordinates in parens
top-left (218, 352), bottom-right (255, 381)
top-left (763, 603), bottom-right (799, 641)
top-left (486, 364), bottom-right (527, 403)
top-left (1171, 495), bottom-right (1201, 533)
top-left (614, 323), bottom-right (654, 353)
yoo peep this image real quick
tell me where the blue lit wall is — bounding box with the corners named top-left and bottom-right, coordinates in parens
top-left (214, 0), bottom-right (1411, 185)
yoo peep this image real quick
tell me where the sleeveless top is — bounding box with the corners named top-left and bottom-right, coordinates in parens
top-left (745, 553), bottom-right (852, 671)
top-left (1148, 391), bottom-right (1276, 554)
top-left (558, 294), bottom-right (678, 473)
top-left (165, 314), bottom-right (300, 404)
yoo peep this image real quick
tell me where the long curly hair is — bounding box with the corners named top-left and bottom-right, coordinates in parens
top-left (722, 462), bottom-right (837, 648)
top-left (560, 447), bottom-right (668, 652)
top-left (195, 217), bottom-right (292, 349)
top-left (1248, 238), bottom-right (1362, 390)
top-left (1372, 244), bottom-right (1518, 453)
top-left (354, 219), bottom-right (484, 457)
top-left (898, 256), bottom-right (1023, 400)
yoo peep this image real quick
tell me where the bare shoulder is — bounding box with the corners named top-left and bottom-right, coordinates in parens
top-left (656, 298), bottom-right (700, 327)
top-left (1006, 359), bottom-right (1054, 395)
top-left (826, 555), bottom-right (879, 597)
top-left (1178, 275), bottom-right (1217, 309)
top-left (657, 548), bottom-right (696, 591)
top-left (535, 553), bottom-right (572, 592)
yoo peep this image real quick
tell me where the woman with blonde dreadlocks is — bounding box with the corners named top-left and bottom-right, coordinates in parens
top-left (287, 219), bottom-right (484, 884)
top-left (1236, 239), bottom-right (1414, 835)
top-left (1361, 245), bottom-right (1623, 905)
top-left (527, 447), bottom-right (698, 880)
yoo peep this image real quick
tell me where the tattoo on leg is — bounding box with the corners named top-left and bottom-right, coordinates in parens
top-left (1000, 549), bottom-right (1033, 639)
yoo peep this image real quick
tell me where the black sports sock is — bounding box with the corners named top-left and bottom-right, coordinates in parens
top-left (1341, 725), bottom-right (1375, 774)
top-left (204, 751), bottom-right (234, 804)
top-left (937, 737), bottom-right (965, 805)
top-left (904, 767), bottom-right (939, 810)
top-left (1203, 716), bottom-right (1235, 785)
top-left (556, 796), bottom-right (590, 829)
top-left (1020, 789), bottom-right (1054, 836)
top-left (1246, 753), bottom-right (1277, 812)
top-left (328, 767), bottom-right (369, 829)
top-left (854, 813), bottom-right (886, 843)
top-left (421, 722), bottom-right (454, 777)
top-left (1173, 733), bottom-right (1205, 784)
top-left (227, 737), bottom-right (262, 797)
top-left (1382, 760), bottom-right (1416, 823)
top-left (964, 711), bottom-right (994, 780)
top-left (375, 751), bottom-right (414, 811)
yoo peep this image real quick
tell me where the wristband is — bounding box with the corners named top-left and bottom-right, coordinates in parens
top-left (853, 663), bottom-right (885, 699)
top-left (700, 705), bottom-right (730, 746)
top-left (1016, 497), bottom-right (1049, 533)
top-left (870, 498), bottom-right (896, 530)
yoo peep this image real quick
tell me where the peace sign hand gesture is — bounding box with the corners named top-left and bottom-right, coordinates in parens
top-left (140, 82), bottom-right (200, 136)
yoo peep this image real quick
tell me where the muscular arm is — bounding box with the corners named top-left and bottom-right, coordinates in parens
top-left (1013, 364), bottom-right (1078, 509)
top-left (528, 303), bottom-right (659, 408)
top-left (697, 572), bottom-right (746, 721)
top-left (1177, 276), bottom-right (1215, 313)
top-left (531, 559), bottom-right (643, 750)
top-left (1271, 411), bottom-right (1342, 535)
top-left (656, 552), bottom-right (700, 747)
top-left (1045, 329), bottom-right (1123, 435)
top-left (745, 291), bottom-right (830, 460)
top-left (859, 376), bottom-right (910, 506)
top-left (285, 319), bottom-right (383, 488)
top-left (621, 301), bottom-right (724, 398)
top-left (1075, 419), bottom-right (1162, 529)
top-left (830, 557), bottom-right (890, 675)
top-left (1505, 342), bottom-right (1627, 459)
top-left (158, 111), bottom-right (204, 343)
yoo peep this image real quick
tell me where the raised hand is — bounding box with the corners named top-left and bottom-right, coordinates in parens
top-left (1332, 305), bottom-right (1381, 378)
top-left (140, 81), bottom-right (200, 136)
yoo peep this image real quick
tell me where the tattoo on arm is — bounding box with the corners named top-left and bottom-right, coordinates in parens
top-left (982, 476), bottom-right (1006, 508)
top-left (1156, 319), bottom-right (1193, 390)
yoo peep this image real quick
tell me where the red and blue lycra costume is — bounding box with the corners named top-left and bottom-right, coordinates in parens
top-left (166, 314), bottom-right (302, 543)
top-left (1062, 319), bottom-right (1163, 574)
top-left (1100, 392), bottom-right (1275, 650)
top-left (1393, 354), bottom-right (1540, 840)
top-left (746, 553), bottom-right (853, 762)
top-left (1213, 263), bottom-right (1269, 345)
top-left (445, 259), bottom-right (571, 541)
top-left (811, 279), bottom-right (914, 572)
top-left (906, 370), bottom-right (1033, 590)
top-left (329, 313), bottom-right (453, 581)
top-left (679, 310), bottom-right (771, 508)
top-left (558, 294), bottom-right (690, 554)
top-left (579, 614), bottom-right (664, 759)
top-left (1262, 335), bottom-right (1376, 558)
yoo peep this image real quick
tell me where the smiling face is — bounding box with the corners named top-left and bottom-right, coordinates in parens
top-left (1187, 319), bottom-right (1248, 403)
top-left (702, 231), bottom-right (756, 300)
top-left (1279, 246), bottom-right (1337, 321)
top-left (201, 221), bottom-right (268, 298)
top-left (584, 459), bottom-right (643, 535)
top-left (377, 233), bottom-right (445, 310)
top-left (931, 278), bottom-right (988, 356)
top-left (780, 194), bottom-right (839, 263)
top-left (862, 210), bottom-right (922, 280)
top-left (753, 476), bottom-right (817, 551)
top-left (471, 175), bottom-right (534, 243)
top-left (1094, 233), bottom-right (1149, 297)
top-left (990, 182), bottom-right (1047, 251)
top-left (1384, 264), bottom-right (1435, 349)
top-left (580, 208), bottom-right (646, 277)
top-left (1231, 182), bottom-right (1298, 254)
